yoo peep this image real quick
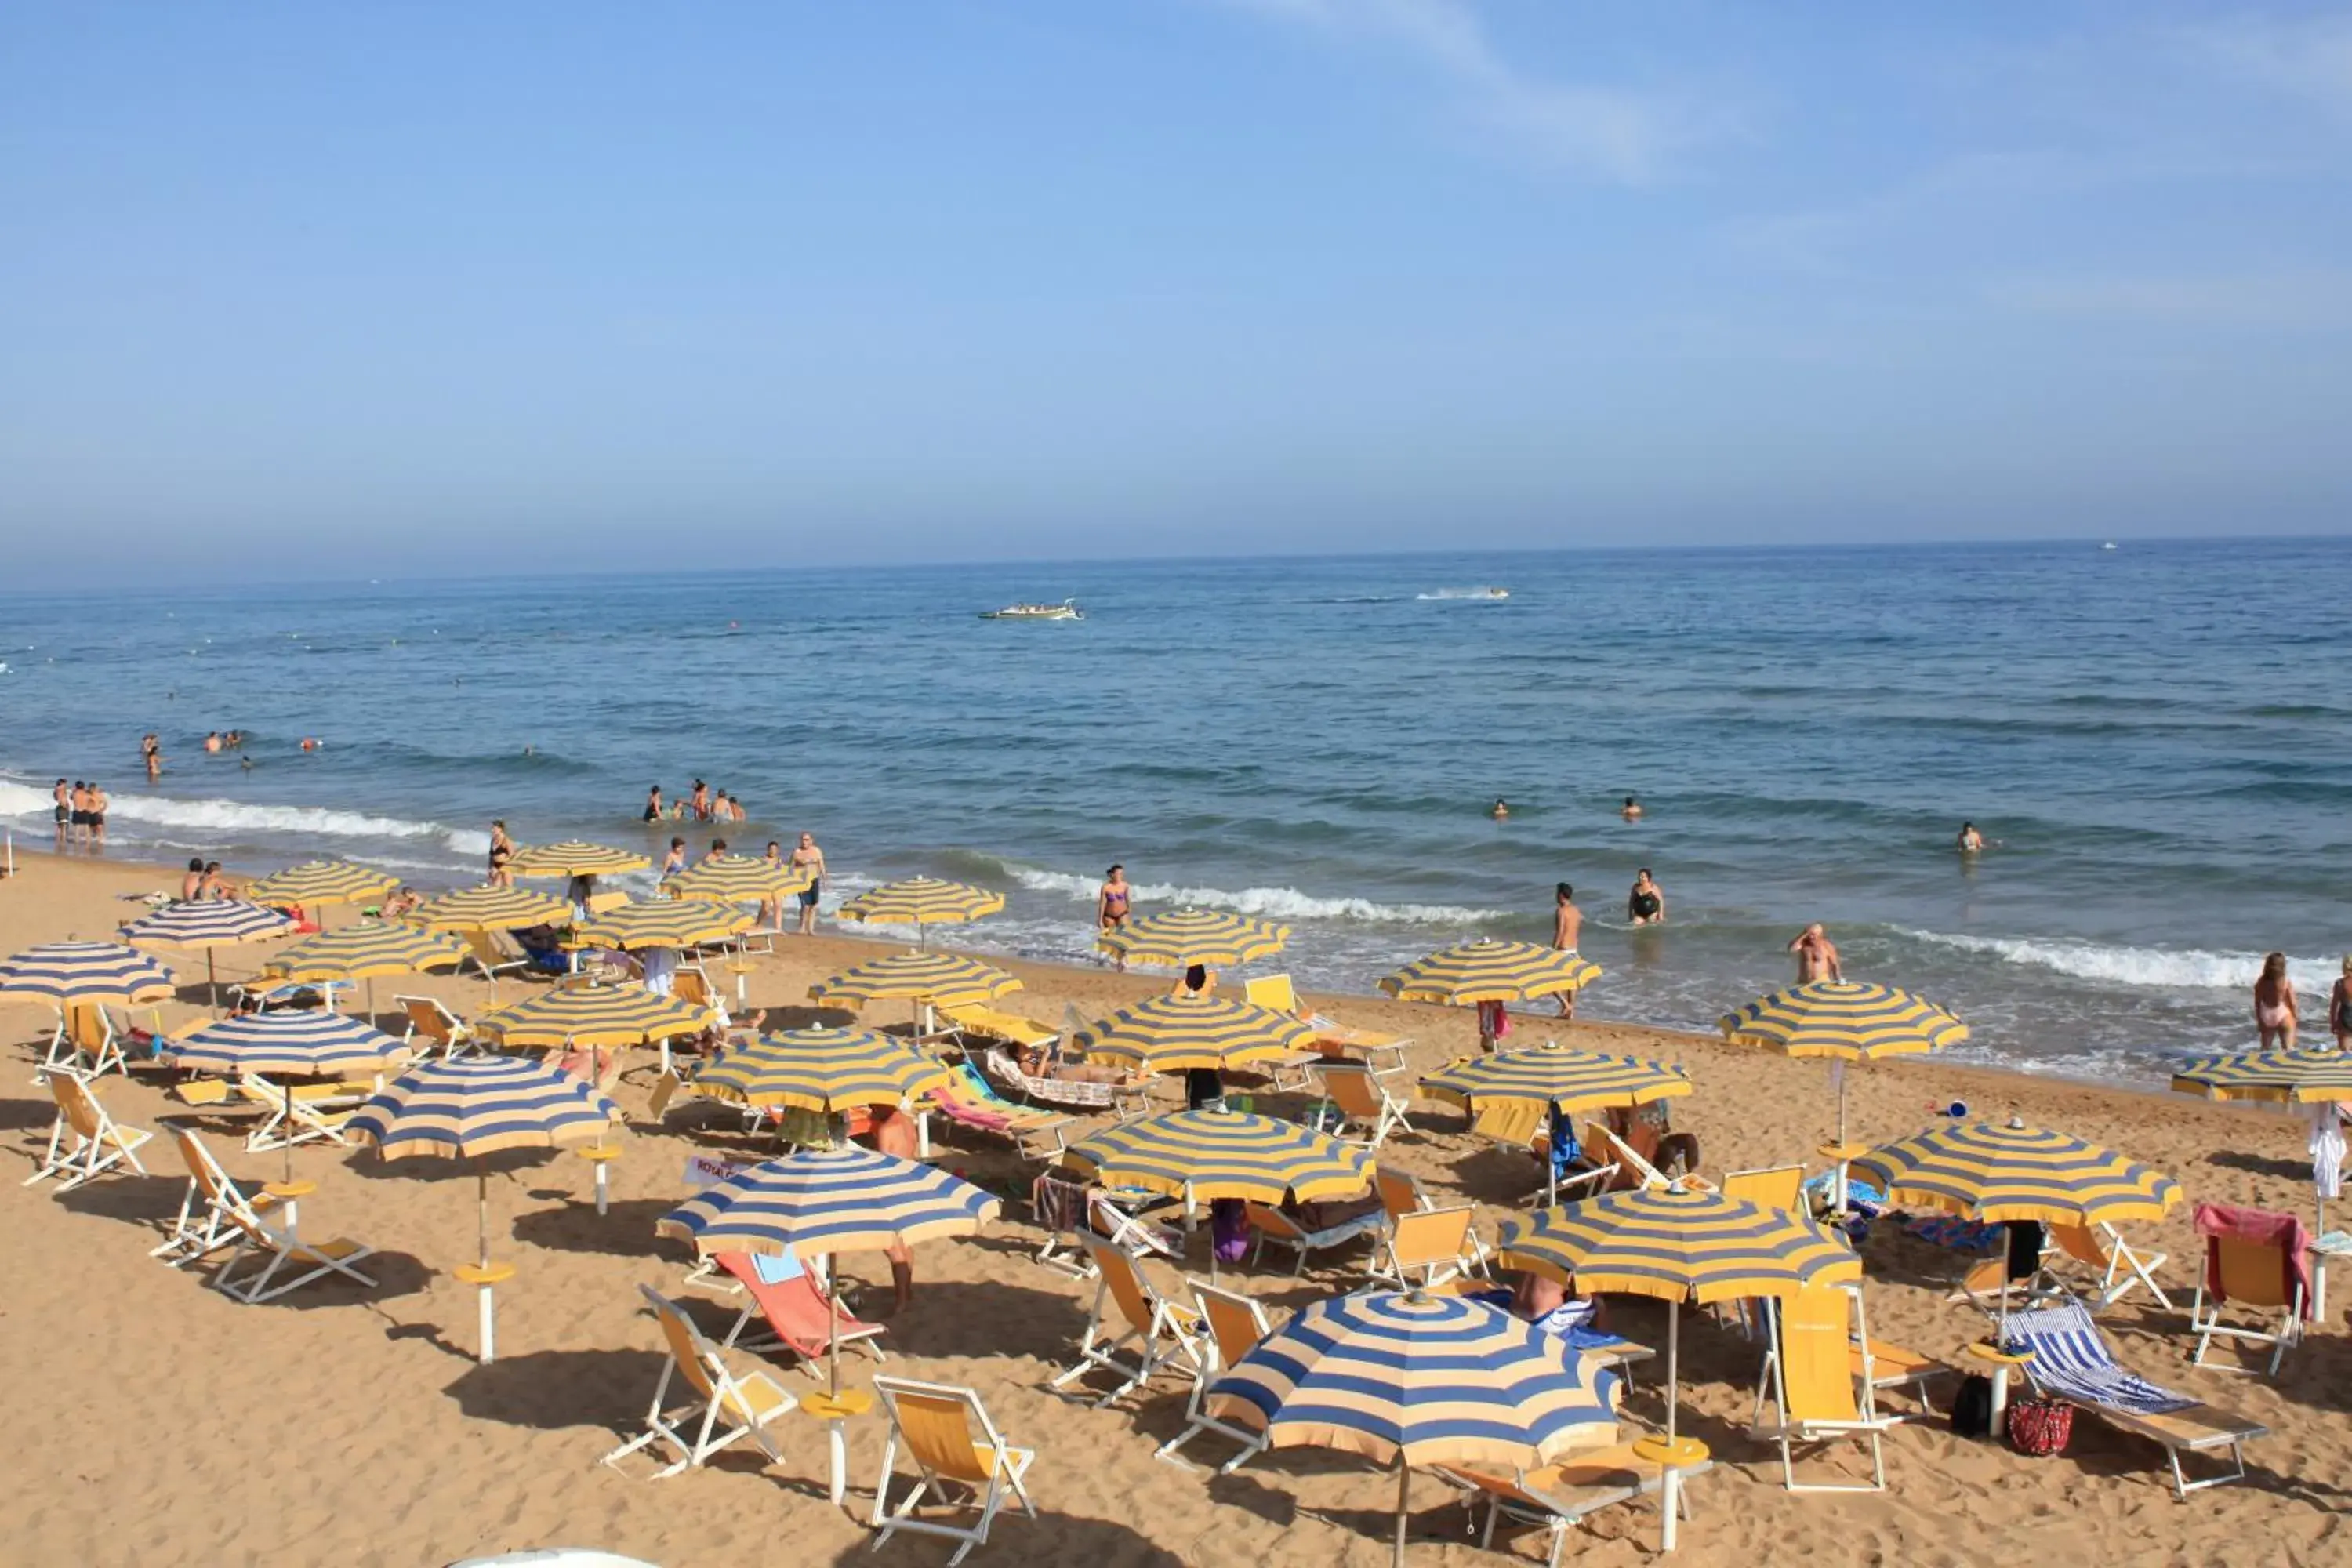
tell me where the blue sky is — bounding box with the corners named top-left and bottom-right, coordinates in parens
top-left (3, 2), bottom-right (2348, 582)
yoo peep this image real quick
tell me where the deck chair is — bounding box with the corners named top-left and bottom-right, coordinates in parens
top-left (45, 1004), bottom-right (127, 1080)
top-left (1435, 1443), bottom-right (1711, 1568)
top-left (24, 1073), bottom-right (152, 1191)
top-left (1050, 1235), bottom-right (1203, 1406)
top-left (1316, 1061), bottom-right (1412, 1147)
top-left (2047, 1221), bottom-right (2172, 1311)
top-left (979, 1048), bottom-right (1146, 1120)
top-left (397, 994), bottom-right (474, 1059)
top-left (2001, 1301), bottom-right (2268, 1497)
top-left (206, 1174), bottom-right (376, 1304)
top-left (708, 1250), bottom-right (886, 1367)
top-left (1722, 1163), bottom-right (1806, 1212)
top-left (1369, 1205), bottom-right (1483, 1290)
top-left (1030, 1173), bottom-right (1180, 1276)
top-left (940, 1002), bottom-right (1059, 1055)
top-left (1375, 1165), bottom-right (1494, 1271)
top-left (1242, 975), bottom-right (1333, 1089)
top-left (1583, 1119), bottom-right (1712, 1193)
top-left (461, 930), bottom-right (529, 983)
top-left (869, 1377), bottom-right (1038, 1566)
top-left (151, 1124), bottom-right (287, 1266)
top-left (1748, 1284), bottom-right (1897, 1491)
top-left (928, 1069), bottom-right (1073, 1163)
top-left (672, 965), bottom-right (715, 1011)
top-left (1248, 975), bottom-right (1414, 1077)
top-left (238, 1070), bottom-right (369, 1152)
top-left (2190, 1208), bottom-right (2307, 1377)
top-left (584, 890), bottom-right (630, 916)
top-left (604, 1284), bottom-right (794, 1477)
top-left (1479, 1098), bottom-right (1619, 1207)
top-left (1245, 1201), bottom-right (1386, 1274)
top-left (1156, 1281), bottom-right (1276, 1472)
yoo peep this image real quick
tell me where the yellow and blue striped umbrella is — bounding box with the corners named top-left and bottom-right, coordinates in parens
top-left (244, 860), bottom-right (401, 909)
top-left (662, 855), bottom-right (814, 903)
top-left (474, 984), bottom-right (709, 1049)
top-left (1719, 982), bottom-right (1966, 1059)
top-left (506, 840), bottom-right (651, 878)
top-left (808, 951), bottom-right (1020, 1011)
top-left (696, 1026), bottom-right (949, 1112)
top-left (347, 1055), bottom-right (619, 1162)
top-left (121, 898), bottom-right (294, 948)
top-left (658, 1146), bottom-right (1000, 1260)
top-left (836, 877), bottom-right (1004, 927)
top-left (1378, 939), bottom-right (1601, 1005)
top-left (165, 1009), bottom-right (408, 1077)
top-left (1497, 1185), bottom-right (1860, 1446)
top-left (408, 885), bottom-right (573, 933)
top-left (0, 942), bottom-right (176, 1007)
top-left (573, 897), bottom-right (750, 951)
top-left (1421, 1043), bottom-right (1690, 1115)
top-left (1852, 1119), bottom-right (2180, 1228)
top-left (1073, 994), bottom-right (1316, 1074)
top-left (1063, 1109), bottom-right (1372, 1203)
top-left (2172, 1049), bottom-right (2352, 1105)
top-left (264, 923), bottom-right (466, 982)
top-left (1098, 908), bottom-right (1289, 969)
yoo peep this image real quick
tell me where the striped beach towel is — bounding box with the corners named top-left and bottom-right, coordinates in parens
top-left (2000, 1303), bottom-right (2197, 1416)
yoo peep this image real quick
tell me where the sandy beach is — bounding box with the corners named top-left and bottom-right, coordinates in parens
top-left (3, 847), bottom-right (2347, 1568)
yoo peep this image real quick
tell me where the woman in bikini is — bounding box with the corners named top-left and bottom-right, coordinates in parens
top-left (486, 820), bottom-right (516, 888)
top-left (1097, 866), bottom-right (1131, 931)
top-left (2255, 952), bottom-right (2298, 1050)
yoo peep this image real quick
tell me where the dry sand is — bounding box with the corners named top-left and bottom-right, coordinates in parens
top-left (2, 849), bottom-right (2347, 1567)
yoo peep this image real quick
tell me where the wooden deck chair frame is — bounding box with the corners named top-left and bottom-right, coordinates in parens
top-left (2050, 1221), bottom-right (2173, 1312)
top-left (1156, 1280), bottom-right (1276, 1472)
top-left (24, 1073), bottom-right (152, 1191)
top-left (1315, 1061), bottom-right (1412, 1147)
top-left (2190, 1234), bottom-right (2304, 1377)
top-left (603, 1284), bottom-right (795, 1478)
top-left (1582, 1120), bottom-right (1712, 1193)
top-left (152, 1123), bottom-right (286, 1266)
top-left (397, 994), bottom-right (476, 1059)
top-left (206, 1168), bottom-right (376, 1304)
top-left (1369, 1204), bottom-right (1483, 1290)
top-left (1748, 1283), bottom-right (1896, 1492)
top-left (870, 1376), bottom-right (1038, 1566)
top-left (1435, 1444), bottom-right (1710, 1568)
top-left (1049, 1235), bottom-right (1203, 1406)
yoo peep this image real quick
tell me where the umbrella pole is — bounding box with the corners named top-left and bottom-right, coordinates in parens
top-left (477, 1160), bottom-right (490, 1269)
top-left (827, 1250), bottom-right (841, 1397)
top-left (208, 947), bottom-right (220, 1014)
top-left (1665, 1298), bottom-right (1682, 1445)
top-left (282, 1080), bottom-right (295, 1186)
top-left (1392, 1453), bottom-right (1410, 1568)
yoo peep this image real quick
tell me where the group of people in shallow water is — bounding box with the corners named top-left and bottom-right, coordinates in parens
top-left (50, 779), bottom-right (110, 850)
top-left (642, 781), bottom-right (747, 825)
top-left (2257, 952), bottom-right (2352, 1054)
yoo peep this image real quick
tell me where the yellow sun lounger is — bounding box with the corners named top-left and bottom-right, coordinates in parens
top-left (1051, 1236), bottom-right (1203, 1406)
top-left (1749, 1283), bottom-right (1900, 1492)
top-left (603, 1284), bottom-right (795, 1478)
top-left (24, 1073), bottom-right (152, 1191)
top-left (1435, 1442), bottom-right (1711, 1567)
top-left (1156, 1281), bottom-right (1276, 1473)
top-left (152, 1124), bottom-right (288, 1267)
top-left (870, 1377), bottom-right (1038, 1566)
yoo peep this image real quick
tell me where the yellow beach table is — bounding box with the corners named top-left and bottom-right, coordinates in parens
top-left (658, 1147), bottom-right (1000, 1501)
top-left (1497, 1183), bottom-right (1860, 1541)
top-left (1380, 939), bottom-right (1602, 1051)
top-left (835, 877), bottom-right (1004, 951)
top-left (243, 860), bottom-right (401, 927)
top-left (0, 942), bottom-right (177, 1076)
top-left (809, 950), bottom-right (1020, 1037)
top-left (695, 1026), bottom-right (949, 1118)
top-left (260, 922), bottom-right (466, 1025)
top-left (1098, 908), bottom-right (1289, 970)
top-left (1207, 1289), bottom-right (1622, 1567)
top-left (1421, 1044), bottom-right (1692, 1204)
top-left (119, 898), bottom-right (296, 1011)
top-left (1073, 993), bottom-right (1315, 1076)
top-left (348, 1055), bottom-right (620, 1363)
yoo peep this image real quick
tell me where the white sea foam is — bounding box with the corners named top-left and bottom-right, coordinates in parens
top-left (0, 778), bottom-right (474, 851)
top-left (1901, 927), bottom-right (2339, 993)
top-left (1415, 587), bottom-right (1509, 601)
top-left (1007, 866), bottom-right (1498, 927)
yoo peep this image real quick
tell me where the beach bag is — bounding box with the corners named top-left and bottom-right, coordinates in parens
top-left (1949, 1374), bottom-right (1994, 1439)
top-left (2007, 1395), bottom-right (2073, 1457)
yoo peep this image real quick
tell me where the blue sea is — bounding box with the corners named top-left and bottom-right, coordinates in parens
top-left (4, 539), bottom-right (2349, 1083)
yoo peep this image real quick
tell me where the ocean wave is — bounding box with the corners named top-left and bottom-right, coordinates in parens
top-left (1005, 865), bottom-right (1501, 927)
top-left (1415, 588), bottom-right (1510, 601)
top-left (1900, 927), bottom-right (2339, 993)
top-left (0, 777), bottom-right (483, 852)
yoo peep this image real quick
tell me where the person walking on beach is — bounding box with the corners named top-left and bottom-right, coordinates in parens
top-left (486, 821), bottom-right (515, 887)
top-left (643, 786), bottom-right (663, 822)
top-left (1552, 882), bottom-right (1582, 1019)
top-left (757, 840), bottom-right (788, 929)
top-left (1788, 924), bottom-right (1842, 984)
top-left (2255, 953), bottom-right (2298, 1050)
top-left (1628, 869), bottom-right (1665, 926)
top-left (790, 832), bottom-right (826, 935)
top-left (1097, 864), bottom-right (1132, 968)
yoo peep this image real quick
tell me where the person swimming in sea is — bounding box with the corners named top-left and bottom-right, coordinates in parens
top-left (1490, 798), bottom-right (1510, 820)
top-left (1621, 795), bottom-right (1644, 820)
top-left (644, 786), bottom-right (664, 822)
top-left (1956, 821), bottom-right (1984, 853)
top-left (1627, 868), bottom-right (1664, 926)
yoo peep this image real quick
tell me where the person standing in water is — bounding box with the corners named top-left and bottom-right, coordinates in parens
top-left (643, 786), bottom-right (664, 822)
top-left (790, 831), bottom-right (826, 935)
top-left (141, 734), bottom-right (162, 780)
top-left (51, 779), bottom-right (69, 849)
top-left (1956, 822), bottom-right (1984, 853)
top-left (2255, 953), bottom-right (2298, 1050)
top-left (1627, 869), bottom-right (1665, 926)
top-left (1552, 882), bottom-right (1582, 1018)
top-left (86, 781), bottom-right (109, 848)
top-left (1097, 864), bottom-right (1131, 968)
top-left (1621, 796), bottom-right (1644, 820)
top-left (1788, 924), bottom-right (1842, 983)
top-left (2330, 957), bottom-right (2352, 1053)
top-left (486, 821), bottom-right (515, 887)
top-left (1490, 798), bottom-right (1510, 820)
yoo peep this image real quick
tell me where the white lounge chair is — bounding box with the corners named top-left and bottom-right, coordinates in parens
top-left (24, 1074), bottom-right (152, 1191)
top-left (151, 1123), bottom-right (288, 1267)
top-left (1156, 1281), bottom-right (1276, 1473)
top-left (870, 1376), bottom-right (1038, 1566)
top-left (1050, 1236), bottom-right (1203, 1406)
top-left (603, 1284), bottom-right (795, 1477)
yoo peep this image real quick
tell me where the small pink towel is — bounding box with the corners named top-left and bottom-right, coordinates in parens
top-left (1477, 1000), bottom-right (1511, 1040)
top-left (2192, 1200), bottom-right (2314, 1320)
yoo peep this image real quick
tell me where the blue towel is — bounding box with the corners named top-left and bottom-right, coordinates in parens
top-left (750, 1250), bottom-right (808, 1285)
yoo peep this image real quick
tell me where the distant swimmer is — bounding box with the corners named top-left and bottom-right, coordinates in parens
top-left (204, 731), bottom-right (222, 753)
top-left (1621, 796), bottom-right (1644, 820)
top-left (2255, 952), bottom-right (2298, 1051)
top-left (1628, 868), bottom-right (1665, 926)
top-left (1956, 822), bottom-right (1984, 853)
top-left (1788, 923), bottom-right (1842, 984)
top-left (1552, 882), bottom-right (1582, 1019)
top-left (240, 755), bottom-right (254, 771)
top-left (300, 737), bottom-right (319, 751)
top-left (644, 786), bottom-right (664, 823)
top-left (1490, 798), bottom-right (1510, 820)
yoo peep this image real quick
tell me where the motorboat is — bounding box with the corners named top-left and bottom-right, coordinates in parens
top-left (979, 599), bottom-right (1083, 621)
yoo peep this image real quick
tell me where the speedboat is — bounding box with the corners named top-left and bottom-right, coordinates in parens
top-left (979, 599), bottom-right (1083, 621)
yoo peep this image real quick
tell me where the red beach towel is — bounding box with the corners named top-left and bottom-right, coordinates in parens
top-left (2192, 1201), bottom-right (2314, 1321)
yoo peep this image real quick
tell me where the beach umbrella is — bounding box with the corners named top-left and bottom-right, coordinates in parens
top-left (808, 951), bottom-right (1020, 1032)
top-left (2173, 1050), bottom-right (2352, 1232)
top-left (573, 897), bottom-right (751, 951)
top-left (695, 1026), bottom-right (950, 1114)
top-left (0, 941), bottom-right (176, 1007)
top-left (1379, 939), bottom-right (1602, 1005)
top-left (1719, 981), bottom-right (1967, 1150)
top-left (261, 922), bottom-right (466, 1024)
top-left (120, 898), bottom-right (296, 1010)
top-left (165, 1008), bottom-right (410, 1184)
top-left (506, 840), bottom-right (651, 879)
top-left (659, 1145), bottom-right (1000, 1499)
top-left (1062, 1108), bottom-right (1372, 1204)
top-left (1421, 1043), bottom-right (1691, 1115)
top-left (1098, 908), bottom-right (1289, 970)
top-left (406, 885), bottom-right (573, 932)
top-left (662, 855), bottom-right (815, 905)
top-left (1208, 1290), bottom-right (1621, 1566)
top-left (835, 877), bottom-right (1004, 949)
top-left (243, 859), bottom-right (400, 923)
top-left (1496, 1186), bottom-right (1860, 1448)
top-left (474, 983), bottom-right (707, 1051)
top-left (1072, 993), bottom-right (1315, 1075)
top-left (347, 1055), bottom-right (619, 1363)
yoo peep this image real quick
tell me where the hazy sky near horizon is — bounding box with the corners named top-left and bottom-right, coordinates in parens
top-left (4, 2), bottom-right (2350, 583)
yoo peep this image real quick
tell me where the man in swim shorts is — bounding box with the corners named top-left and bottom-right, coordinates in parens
top-left (1552, 882), bottom-right (1582, 1018)
top-left (791, 832), bottom-right (826, 935)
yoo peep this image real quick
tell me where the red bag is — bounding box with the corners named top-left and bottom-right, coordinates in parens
top-left (2007, 1395), bottom-right (2073, 1456)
